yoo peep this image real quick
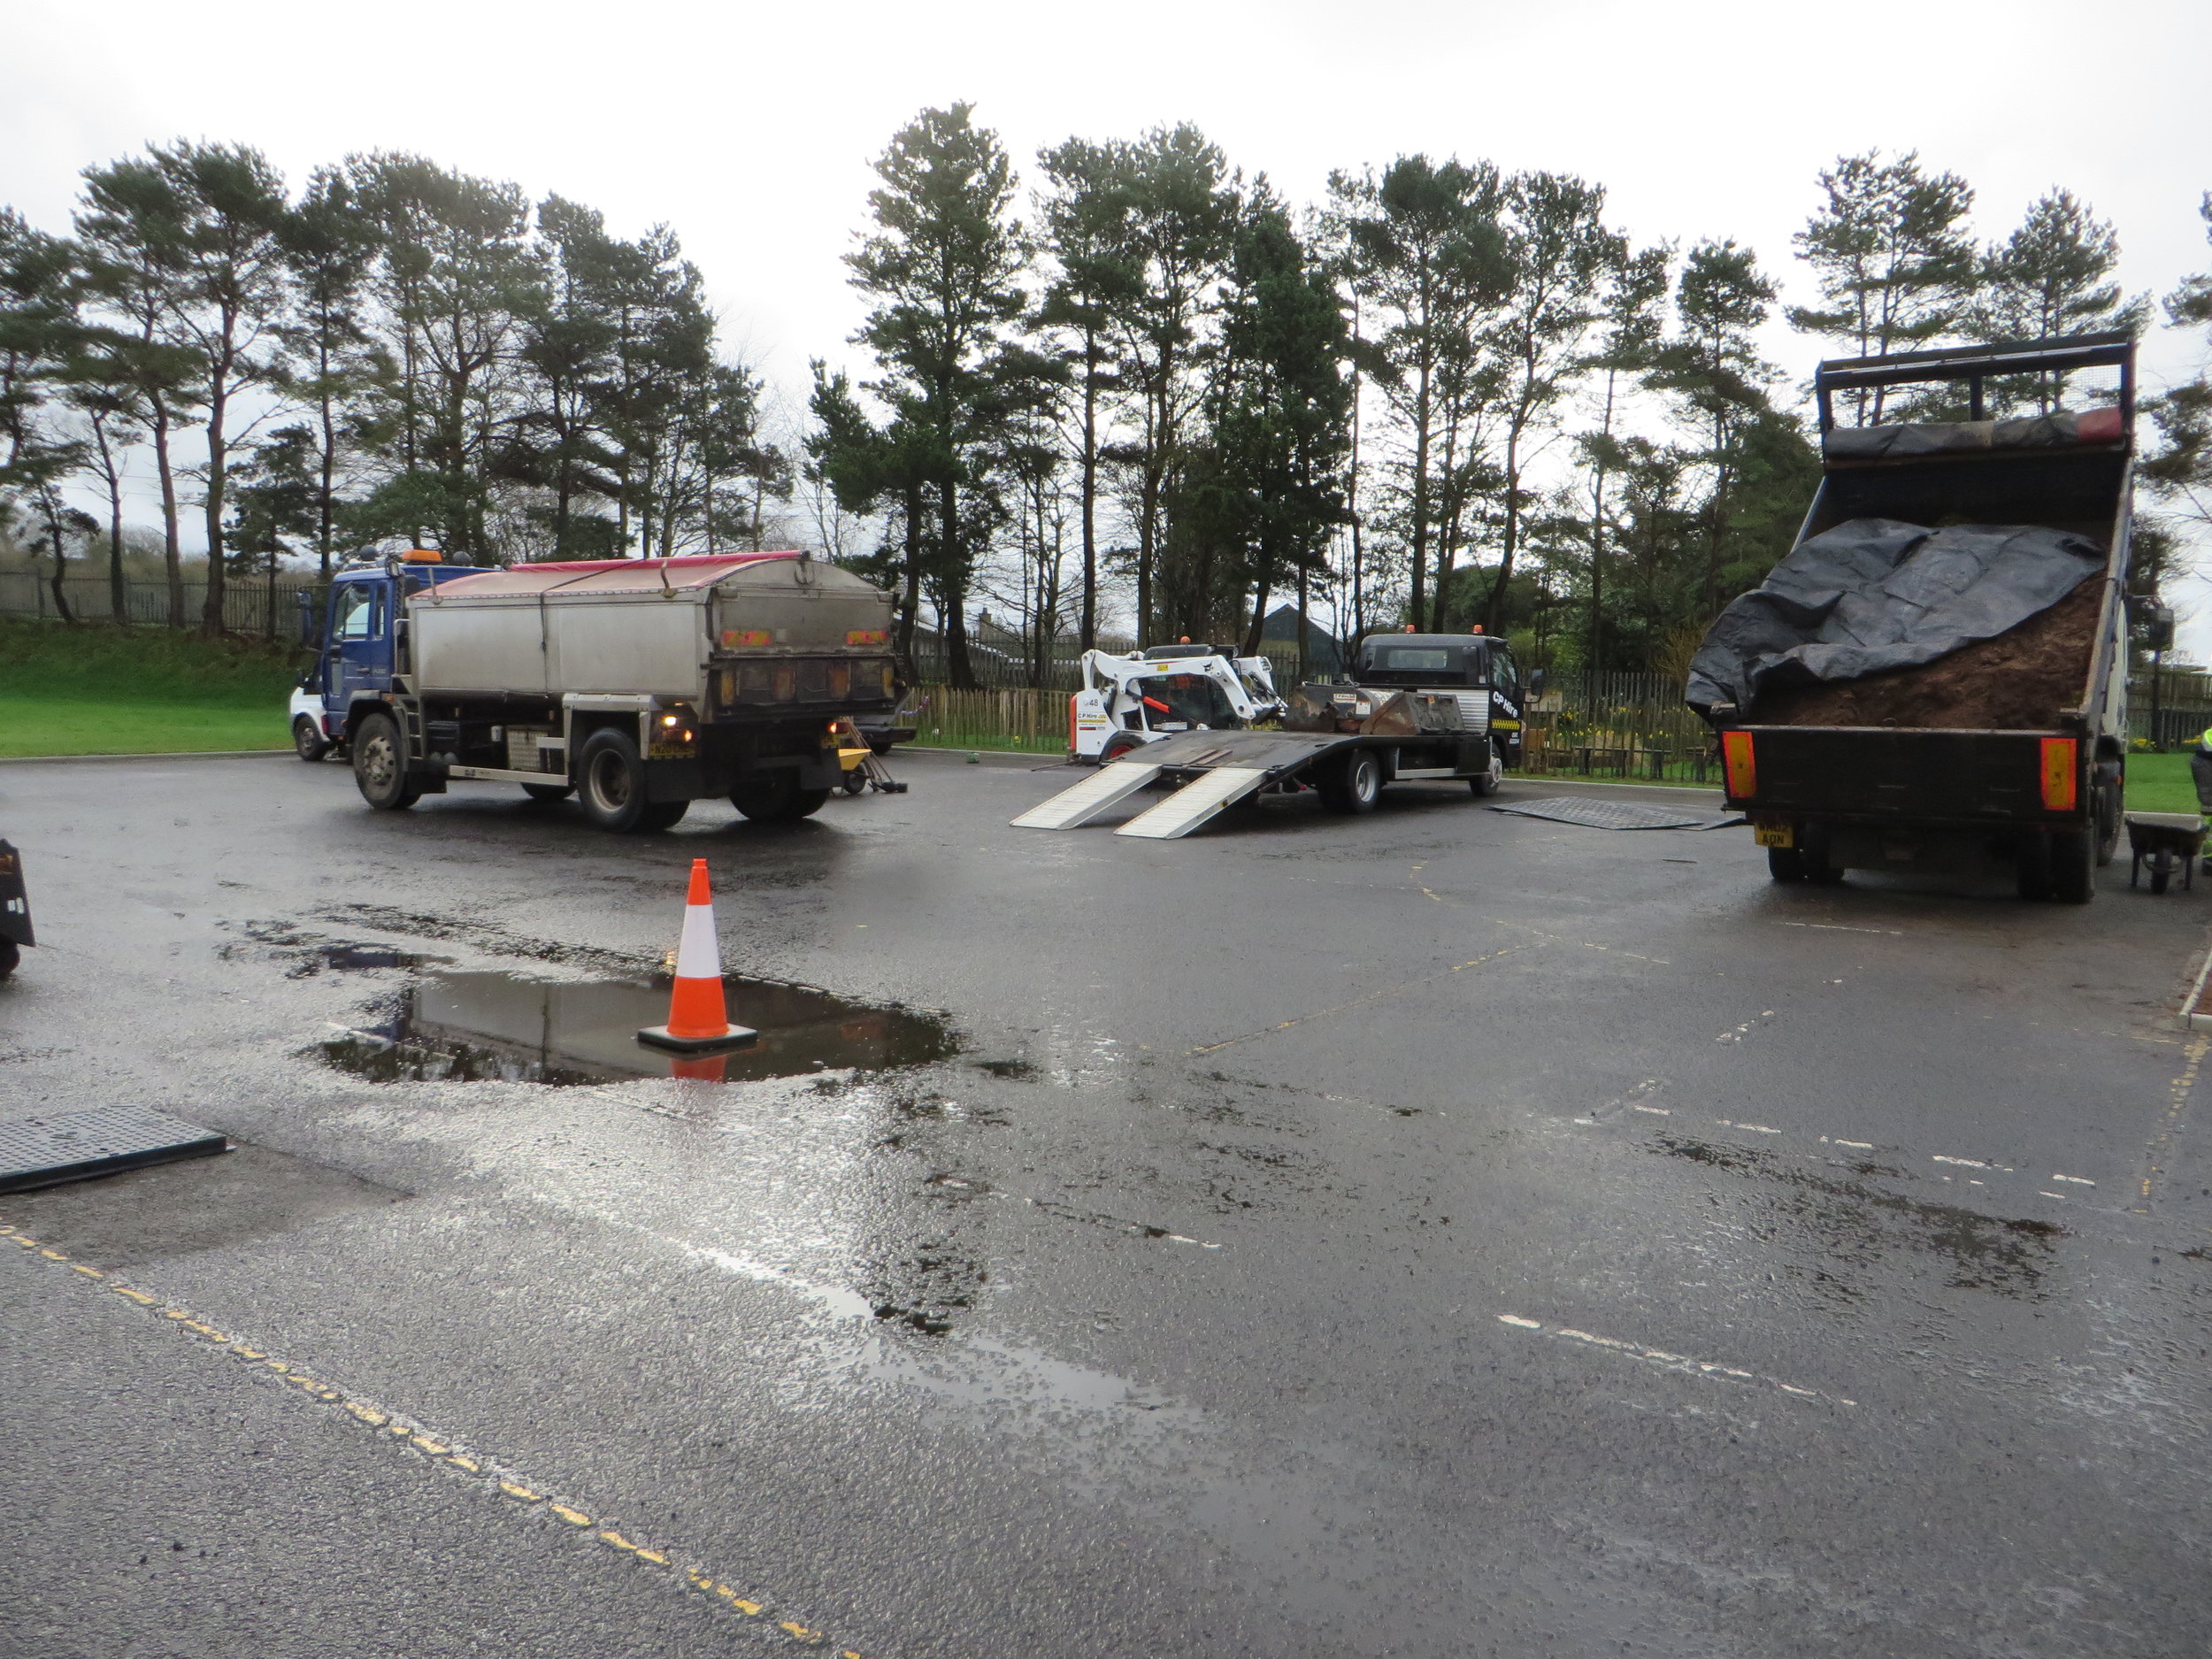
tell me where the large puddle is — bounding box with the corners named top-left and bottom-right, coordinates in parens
top-left (320, 971), bottom-right (957, 1087)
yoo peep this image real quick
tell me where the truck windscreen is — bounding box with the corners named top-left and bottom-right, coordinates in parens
top-left (1374, 648), bottom-right (1455, 672)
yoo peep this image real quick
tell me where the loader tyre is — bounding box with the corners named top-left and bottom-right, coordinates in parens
top-left (578, 728), bottom-right (656, 833)
top-left (521, 781), bottom-right (573, 803)
top-left (2051, 827), bottom-right (2096, 904)
top-left (730, 770), bottom-right (830, 823)
top-left (351, 710), bottom-right (421, 811)
top-left (1098, 729), bottom-right (1150, 764)
top-left (1319, 749), bottom-right (1382, 815)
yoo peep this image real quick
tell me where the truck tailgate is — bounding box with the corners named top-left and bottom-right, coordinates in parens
top-left (1732, 726), bottom-right (2080, 824)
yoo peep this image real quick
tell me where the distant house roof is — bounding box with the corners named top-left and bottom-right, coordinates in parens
top-left (1258, 605), bottom-right (1345, 670)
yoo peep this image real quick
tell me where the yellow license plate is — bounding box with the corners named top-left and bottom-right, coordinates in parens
top-left (1754, 824), bottom-right (1794, 849)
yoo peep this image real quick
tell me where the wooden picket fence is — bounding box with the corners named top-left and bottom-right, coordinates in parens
top-left (898, 685), bottom-right (1068, 753)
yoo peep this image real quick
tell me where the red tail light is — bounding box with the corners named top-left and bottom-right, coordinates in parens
top-left (2039, 737), bottom-right (2078, 811)
top-left (1721, 730), bottom-right (1757, 799)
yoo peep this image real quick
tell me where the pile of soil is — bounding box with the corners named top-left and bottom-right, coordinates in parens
top-left (1750, 576), bottom-right (2101, 730)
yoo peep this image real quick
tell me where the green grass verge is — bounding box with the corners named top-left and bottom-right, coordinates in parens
top-left (2122, 751), bottom-right (2200, 815)
top-left (0, 616), bottom-right (303, 757)
top-left (0, 695), bottom-right (291, 757)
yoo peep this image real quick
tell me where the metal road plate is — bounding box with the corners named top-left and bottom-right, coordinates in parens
top-left (1488, 796), bottom-right (1727, 832)
top-left (0, 1106), bottom-right (228, 1195)
top-left (1117, 768), bottom-right (1271, 840)
top-left (1010, 760), bottom-right (1163, 829)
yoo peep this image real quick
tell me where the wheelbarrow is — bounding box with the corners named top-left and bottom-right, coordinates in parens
top-left (2124, 812), bottom-right (2208, 895)
top-left (829, 718), bottom-right (909, 795)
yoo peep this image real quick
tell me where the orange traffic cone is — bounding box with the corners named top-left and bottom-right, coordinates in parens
top-left (637, 859), bottom-right (758, 1055)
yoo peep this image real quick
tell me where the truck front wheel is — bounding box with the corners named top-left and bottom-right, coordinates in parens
top-left (351, 711), bottom-right (421, 811)
top-left (578, 729), bottom-right (669, 833)
top-left (294, 717), bottom-right (331, 763)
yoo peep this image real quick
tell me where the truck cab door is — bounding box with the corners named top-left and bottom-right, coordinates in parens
top-left (1486, 644), bottom-right (1525, 760)
top-left (329, 580), bottom-right (393, 705)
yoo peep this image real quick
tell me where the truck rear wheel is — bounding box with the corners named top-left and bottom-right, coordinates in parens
top-left (2050, 828), bottom-right (2096, 904)
top-left (521, 781), bottom-right (572, 803)
top-left (2094, 777), bottom-right (2122, 867)
top-left (1318, 749), bottom-right (1382, 815)
top-left (0, 940), bottom-right (18, 980)
top-left (1767, 846), bottom-right (1807, 882)
top-left (577, 728), bottom-right (660, 833)
top-left (729, 771), bottom-right (830, 823)
top-left (351, 711), bottom-right (421, 811)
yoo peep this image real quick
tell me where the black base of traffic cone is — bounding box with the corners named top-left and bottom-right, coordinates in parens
top-left (637, 1023), bottom-right (760, 1055)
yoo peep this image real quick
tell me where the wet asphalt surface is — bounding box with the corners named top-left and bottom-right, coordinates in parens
top-left (4, 749), bottom-right (2212, 1657)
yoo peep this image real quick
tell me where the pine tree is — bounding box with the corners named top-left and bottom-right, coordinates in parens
top-left (1788, 150), bottom-right (1976, 419)
top-left (1035, 138), bottom-right (1138, 650)
top-left (276, 166), bottom-right (379, 578)
top-left (2145, 194), bottom-right (2212, 534)
top-left (1975, 189), bottom-right (2147, 412)
top-left (847, 104), bottom-right (1030, 687)
top-left (1477, 171), bottom-right (1624, 634)
top-left (150, 142), bottom-right (292, 634)
top-left (1327, 156), bottom-right (1506, 631)
top-left (73, 156), bottom-right (203, 624)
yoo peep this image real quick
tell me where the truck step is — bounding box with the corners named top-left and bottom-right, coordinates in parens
top-left (1116, 767), bottom-right (1271, 840)
top-left (1010, 760), bottom-right (1164, 830)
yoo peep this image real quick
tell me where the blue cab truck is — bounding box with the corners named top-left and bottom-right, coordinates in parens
top-left (295, 549), bottom-right (901, 832)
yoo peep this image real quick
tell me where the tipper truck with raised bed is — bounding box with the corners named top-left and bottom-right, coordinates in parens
top-left (1688, 333), bottom-right (2143, 902)
top-left (303, 549), bottom-right (898, 831)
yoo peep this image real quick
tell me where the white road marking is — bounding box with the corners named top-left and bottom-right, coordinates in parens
top-left (1829, 1140), bottom-right (1874, 1150)
top-left (1496, 1314), bottom-right (1855, 1407)
top-left (1932, 1155), bottom-right (1989, 1168)
top-left (2051, 1174), bottom-right (2096, 1187)
top-left (1777, 922), bottom-right (1905, 935)
top-left (1632, 1104), bottom-right (1671, 1116)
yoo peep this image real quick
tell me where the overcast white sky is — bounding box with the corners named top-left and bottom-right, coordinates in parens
top-left (8, 0), bottom-right (2210, 641)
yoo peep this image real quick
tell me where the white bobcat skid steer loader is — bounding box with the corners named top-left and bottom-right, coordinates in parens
top-left (1068, 644), bottom-right (1286, 762)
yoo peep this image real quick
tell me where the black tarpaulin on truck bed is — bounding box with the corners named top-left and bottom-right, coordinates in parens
top-left (1686, 517), bottom-right (2103, 716)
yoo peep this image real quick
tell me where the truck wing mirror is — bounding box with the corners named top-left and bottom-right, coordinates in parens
top-left (1528, 669), bottom-right (1547, 696)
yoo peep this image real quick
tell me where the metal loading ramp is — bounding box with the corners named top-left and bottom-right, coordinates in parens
top-left (1117, 767), bottom-right (1271, 838)
top-left (1010, 759), bottom-right (1164, 829)
top-left (1012, 728), bottom-right (1356, 840)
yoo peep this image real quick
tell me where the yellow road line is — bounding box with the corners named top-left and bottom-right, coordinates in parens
top-left (0, 1217), bottom-right (870, 1655)
top-left (2135, 1033), bottom-right (2208, 1212)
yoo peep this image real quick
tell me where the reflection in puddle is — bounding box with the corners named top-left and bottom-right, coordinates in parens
top-left (319, 971), bottom-right (957, 1086)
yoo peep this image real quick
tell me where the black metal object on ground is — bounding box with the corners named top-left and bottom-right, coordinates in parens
top-left (1488, 797), bottom-right (1731, 832)
top-left (0, 1106), bottom-right (228, 1194)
